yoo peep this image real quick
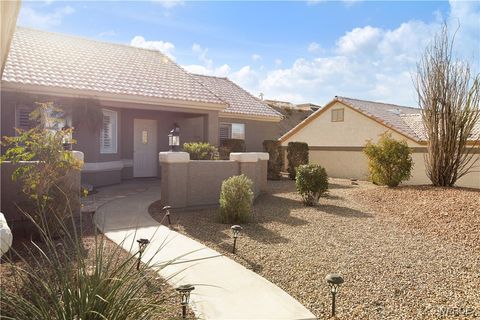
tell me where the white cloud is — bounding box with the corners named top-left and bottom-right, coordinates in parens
top-left (130, 36), bottom-right (175, 59)
top-left (152, 0), bottom-right (184, 9)
top-left (252, 54), bottom-right (262, 62)
top-left (275, 59), bottom-right (283, 66)
top-left (336, 26), bottom-right (382, 55)
top-left (308, 42), bottom-right (323, 53)
top-left (18, 5), bottom-right (74, 29)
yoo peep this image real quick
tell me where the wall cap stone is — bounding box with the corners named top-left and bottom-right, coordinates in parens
top-left (230, 152), bottom-right (269, 162)
top-left (0, 212), bottom-right (13, 257)
top-left (159, 151), bottom-right (190, 163)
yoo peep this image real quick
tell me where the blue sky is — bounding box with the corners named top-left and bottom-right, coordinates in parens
top-left (18, 1), bottom-right (480, 106)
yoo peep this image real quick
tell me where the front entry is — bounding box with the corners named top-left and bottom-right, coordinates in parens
top-left (134, 119), bottom-right (158, 177)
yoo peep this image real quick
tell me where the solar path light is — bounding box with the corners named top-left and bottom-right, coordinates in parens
top-left (176, 284), bottom-right (195, 319)
top-left (162, 205), bottom-right (172, 227)
top-left (325, 273), bottom-right (344, 317)
top-left (231, 225), bottom-right (242, 254)
top-left (136, 238), bottom-right (150, 270)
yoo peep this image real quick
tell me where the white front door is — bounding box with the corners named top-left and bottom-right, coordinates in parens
top-left (134, 119), bottom-right (157, 177)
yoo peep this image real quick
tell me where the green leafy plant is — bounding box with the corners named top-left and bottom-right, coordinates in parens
top-left (0, 103), bottom-right (82, 233)
top-left (364, 133), bottom-right (413, 187)
top-left (219, 139), bottom-right (246, 160)
top-left (0, 213), bottom-right (167, 319)
top-left (262, 140), bottom-right (284, 180)
top-left (287, 142), bottom-right (309, 180)
top-left (219, 175), bottom-right (253, 223)
top-left (183, 142), bottom-right (219, 160)
top-left (295, 164), bottom-right (328, 206)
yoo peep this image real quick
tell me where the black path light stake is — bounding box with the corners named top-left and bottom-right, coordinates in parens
top-left (325, 273), bottom-right (344, 317)
top-left (136, 238), bottom-right (150, 271)
top-left (231, 225), bottom-right (243, 254)
top-left (162, 205), bottom-right (172, 227)
top-left (176, 284), bottom-right (195, 319)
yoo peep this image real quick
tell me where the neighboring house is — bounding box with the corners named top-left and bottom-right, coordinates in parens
top-left (264, 99), bottom-right (317, 137)
top-left (1, 27), bottom-right (282, 187)
top-left (280, 96), bottom-right (480, 189)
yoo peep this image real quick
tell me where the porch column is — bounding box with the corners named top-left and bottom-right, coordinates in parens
top-left (204, 112), bottom-right (219, 146)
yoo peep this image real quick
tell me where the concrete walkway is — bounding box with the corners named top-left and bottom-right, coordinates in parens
top-left (93, 181), bottom-right (316, 320)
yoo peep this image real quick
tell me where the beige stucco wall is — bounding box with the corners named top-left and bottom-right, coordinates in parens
top-left (282, 102), bottom-right (480, 189)
top-left (159, 152), bottom-right (268, 209)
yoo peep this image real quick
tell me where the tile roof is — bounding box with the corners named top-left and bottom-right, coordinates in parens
top-left (193, 74), bottom-right (283, 120)
top-left (2, 27), bottom-right (225, 105)
top-left (336, 97), bottom-right (480, 142)
top-left (281, 96), bottom-right (480, 143)
top-left (336, 96), bottom-right (422, 141)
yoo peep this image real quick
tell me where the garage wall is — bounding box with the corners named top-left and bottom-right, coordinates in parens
top-left (282, 101), bottom-right (480, 189)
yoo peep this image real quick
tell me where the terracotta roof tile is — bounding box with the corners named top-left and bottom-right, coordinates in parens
top-left (2, 27), bottom-right (225, 105)
top-left (193, 74), bottom-right (282, 120)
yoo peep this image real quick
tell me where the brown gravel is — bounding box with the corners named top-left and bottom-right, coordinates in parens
top-left (0, 215), bottom-right (186, 320)
top-left (151, 178), bottom-right (480, 319)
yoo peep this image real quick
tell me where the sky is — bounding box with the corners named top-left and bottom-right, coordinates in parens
top-left (17, 0), bottom-right (480, 106)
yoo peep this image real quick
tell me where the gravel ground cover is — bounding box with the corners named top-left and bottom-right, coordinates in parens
top-left (151, 178), bottom-right (480, 319)
top-left (0, 215), bottom-right (186, 320)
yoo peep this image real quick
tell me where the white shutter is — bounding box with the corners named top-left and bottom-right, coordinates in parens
top-left (219, 123), bottom-right (231, 143)
top-left (100, 109), bottom-right (117, 153)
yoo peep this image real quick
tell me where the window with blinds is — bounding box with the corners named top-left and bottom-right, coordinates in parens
top-left (15, 107), bottom-right (35, 131)
top-left (100, 109), bottom-right (117, 154)
top-left (219, 122), bottom-right (245, 143)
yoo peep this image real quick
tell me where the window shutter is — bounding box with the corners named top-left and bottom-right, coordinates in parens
top-left (219, 124), bottom-right (231, 142)
top-left (100, 109), bottom-right (117, 153)
top-left (16, 108), bottom-right (35, 131)
top-left (102, 114), bottom-right (112, 151)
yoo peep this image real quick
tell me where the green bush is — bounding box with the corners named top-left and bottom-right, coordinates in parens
top-left (219, 174), bottom-right (253, 223)
top-left (183, 142), bottom-right (218, 160)
top-left (364, 133), bottom-right (413, 187)
top-left (287, 142), bottom-right (309, 180)
top-left (295, 164), bottom-right (329, 206)
top-left (0, 103), bottom-right (82, 233)
top-left (262, 140), bottom-right (284, 180)
top-left (219, 139), bottom-right (246, 160)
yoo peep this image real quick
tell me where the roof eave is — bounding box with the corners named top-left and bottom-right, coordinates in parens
top-left (219, 110), bottom-right (282, 122)
top-left (1, 81), bottom-right (228, 111)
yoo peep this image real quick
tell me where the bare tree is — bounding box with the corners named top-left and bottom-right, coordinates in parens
top-left (414, 24), bottom-right (480, 187)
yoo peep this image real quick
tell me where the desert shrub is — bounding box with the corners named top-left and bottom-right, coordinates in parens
top-left (364, 133), bottom-right (413, 187)
top-left (0, 213), bottom-right (166, 319)
top-left (262, 140), bottom-right (284, 180)
top-left (183, 142), bottom-right (218, 160)
top-left (287, 142), bottom-right (309, 180)
top-left (219, 139), bottom-right (246, 160)
top-left (219, 175), bottom-right (253, 223)
top-left (0, 103), bottom-right (82, 234)
top-left (295, 164), bottom-right (329, 206)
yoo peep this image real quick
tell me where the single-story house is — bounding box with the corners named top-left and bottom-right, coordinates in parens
top-left (1, 27), bottom-right (283, 187)
top-left (280, 96), bottom-right (480, 189)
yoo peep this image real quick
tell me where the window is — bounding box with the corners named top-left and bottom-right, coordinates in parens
top-left (100, 109), bottom-right (118, 154)
top-left (15, 107), bottom-right (35, 131)
top-left (331, 108), bottom-right (344, 122)
top-left (219, 122), bottom-right (245, 143)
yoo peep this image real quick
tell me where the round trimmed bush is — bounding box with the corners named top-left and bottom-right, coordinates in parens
top-left (219, 174), bottom-right (253, 223)
top-left (363, 133), bottom-right (413, 187)
top-left (183, 142), bottom-right (218, 160)
top-left (295, 164), bottom-right (328, 206)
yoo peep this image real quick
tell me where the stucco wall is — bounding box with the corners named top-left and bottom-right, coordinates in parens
top-left (282, 101), bottom-right (480, 189)
top-left (159, 152), bottom-right (268, 209)
top-left (220, 117), bottom-right (281, 152)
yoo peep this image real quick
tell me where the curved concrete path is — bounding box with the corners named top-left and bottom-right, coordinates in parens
top-left (94, 181), bottom-right (316, 320)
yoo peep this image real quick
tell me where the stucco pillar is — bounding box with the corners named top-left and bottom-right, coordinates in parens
top-left (204, 112), bottom-right (219, 146)
top-left (159, 152), bottom-right (190, 208)
top-left (230, 152), bottom-right (269, 197)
